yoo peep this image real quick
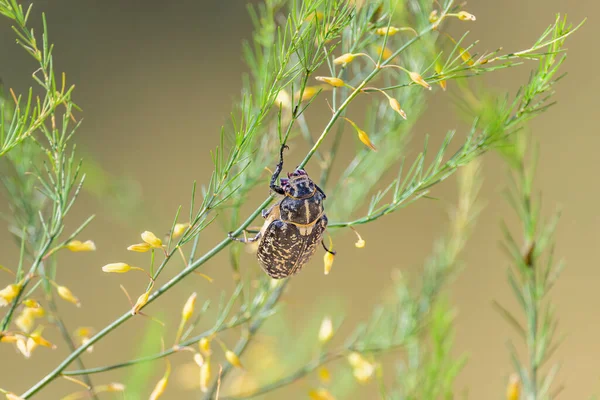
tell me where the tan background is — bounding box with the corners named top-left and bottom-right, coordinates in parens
top-left (0, 0), bottom-right (596, 399)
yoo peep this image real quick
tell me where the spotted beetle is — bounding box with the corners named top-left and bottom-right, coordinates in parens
top-left (229, 145), bottom-right (335, 279)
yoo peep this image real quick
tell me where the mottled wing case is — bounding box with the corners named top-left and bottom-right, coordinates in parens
top-left (257, 215), bottom-right (328, 279)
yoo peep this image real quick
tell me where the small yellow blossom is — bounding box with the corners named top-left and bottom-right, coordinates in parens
top-left (182, 292), bottom-right (197, 322)
top-left (199, 361), bottom-right (211, 393)
top-left (141, 231), bottom-right (163, 248)
top-left (375, 26), bottom-right (400, 36)
top-left (318, 366), bottom-right (331, 383)
top-left (199, 337), bottom-right (212, 356)
top-left (0, 332), bottom-right (22, 344)
top-left (388, 98), bottom-right (407, 119)
top-left (345, 118), bottom-right (376, 151)
top-left (309, 388), bottom-right (336, 400)
top-left (374, 45), bottom-right (393, 60)
top-left (506, 373), bottom-right (521, 400)
top-left (315, 76), bottom-right (345, 87)
top-left (333, 53), bottom-right (357, 66)
top-left (102, 262), bottom-right (132, 273)
top-left (131, 287), bottom-right (152, 315)
top-left (429, 10), bottom-right (439, 23)
top-left (105, 383), bottom-right (126, 392)
top-left (173, 223), bottom-right (190, 238)
top-left (323, 252), bottom-right (335, 275)
top-left (57, 286), bottom-right (81, 307)
top-left (149, 361), bottom-right (171, 400)
top-left (347, 352), bottom-right (376, 383)
top-left (127, 243), bottom-right (152, 252)
top-left (22, 299), bottom-right (41, 308)
top-left (66, 240), bottom-right (96, 252)
top-left (275, 90), bottom-right (292, 110)
top-left (297, 86), bottom-right (320, 101)
top-left (74, 327), bottom-right (95, 353)
top-left (225, 350), bottom-right (243, 369)
top-left (16, 309), bottom-right (37, 333)
top-left (457, 11), bottom-right (476, 21)
top-left (409, 71), bottom-right (431, 90)
top-left (355, 239), bottom-right (366, 248)
top-left (193, 353), bottom-right (204, 367)
top-left (0, 284), bottom-right (21, 307)
top-left (318, 316), bottom-right (334, 343)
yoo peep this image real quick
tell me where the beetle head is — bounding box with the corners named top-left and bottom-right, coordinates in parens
top-left (280, 169), bottom-right (315, 199)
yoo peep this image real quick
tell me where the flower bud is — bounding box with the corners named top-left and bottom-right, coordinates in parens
top-left (318, 367), bottom-right (331, 383)
top-left (199, 361), bottom-right (211, 393)
top-left (0, 284), bottom-right (21, 307)
top-left (375, 26), bottom-right (399, 36)
top-left (318, 316), bottom-right (334, 343)
top-left (173, 223), bottom-right (190, 238)
top-left (388, 98), bottom-right (407, 119)
top-left (409, 71), bottom-right (431, 90)
top-left (127, 243), bottom-right (152, 252)
top-left (506, 373), bottom-right (520, 400)
top-left (57, 286), bottom-right (81, 307)
top-left (323, 252), bottom-right (335, 275)
top-left (308, 388), bottom-right (336, 400)
top-left (199, 337), bottom-right (212, 356)
top-left (355, 239), bottom-right (365, 248)
top-left (102, 262), bottom-right (132, 273)
top-left (22, 299), bottom-right (41, 308)
top-left (315, 76), bottom-right (345, 87)
top-left (182, 292), bottom-right (197, 322)
top-left (333, 53), bottom-right (357, 66)
top-left (131, 287), bottom-right (152, 315)
top-left (141, 231), bottom-right (163, 248)
top-left (66, 240), bottom-right (96, 252)
top-left (225, 350), bottom-right (243, 369)
top-left (457, 11), bottom-right (476, 21)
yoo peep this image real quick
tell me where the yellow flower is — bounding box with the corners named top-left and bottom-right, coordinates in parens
top-left (199, 337), bottom-right (212, 356)
top-left (318, 366), bottom-right (331, 383)
top-left (345, 118), bottom-right (376, 151)
top-left (315, 76), bottom-right (345, 87)
top-left (323, 252), bottom-right (335, 275)
top-left (193, 353), bottom-right (204, 367)
top-left (102, 262), bottom-right (132, 273)
top-left (22, 299), bottom-right (41, 308)
top-left (429, 10), bottom-right (439, 23)
top-left (181, 292), bottom-right (197, 322)
top-left (15, 309), bottom-right (37, 333)
top-left (309, 388), bottom-right (336, 400)
top-left (225, 350), bottom-right (243, 369)
top-left (297, 86), bottom-right (320, 101)
top-left (318, 316), bottom-right (333, 343)
top-left (57, 286), bottom-right (81, 307)
top-left (74, 327), bottom-right (95, 353)
top-left (149, 361), bottom-right (171, 400)
top-left (457, 11), bottom-right (476, 21)
top-left (408, 71), bottom-right (431, 90)
top-left (0, 284), bottom-right (21, 307)
top-left (355, 239), bottom-right (366, 248)
top-left (199, 361), bottom-right (211, 393)
top-left (131, 287), bottom-right (152, 315)
top-left (333, 53), bottom-right (357, 66)
top-left (347, 352), bottom-right (375, 383)
top-left (141, 231), bottom-right (163, 248)
top-left (172, 223), bottom-right (190, 238)
top-left (127, 243), bottom-right (152, 252)
top-left (506, 373), bottom-right (520, 400)
top-left (374, 45), bottom-right (393, 60)
top-left (275, 90), bottom-right (292, 110)
top-left (375, 26), bottom-right (400, 36)
top-left (66, 240), bottom-right (96, 252)
top-left (388, 98), bottom-right (407, 119)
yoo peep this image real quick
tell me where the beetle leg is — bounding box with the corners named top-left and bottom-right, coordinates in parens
top-left (270, 144), bottom-right (289, 195)
top-left (228, 231), bottom-right (262, 243)
top-left (321, 240), bottom-right (336, 255)
top-left (261, 203), bottom-right (276, 219)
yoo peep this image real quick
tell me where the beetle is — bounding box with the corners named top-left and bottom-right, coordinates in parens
top-left (229, 145), bottom-right (335, 279)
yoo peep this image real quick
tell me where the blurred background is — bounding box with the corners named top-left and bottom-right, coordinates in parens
top-left (0, 0), bottom-right (596, 398)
